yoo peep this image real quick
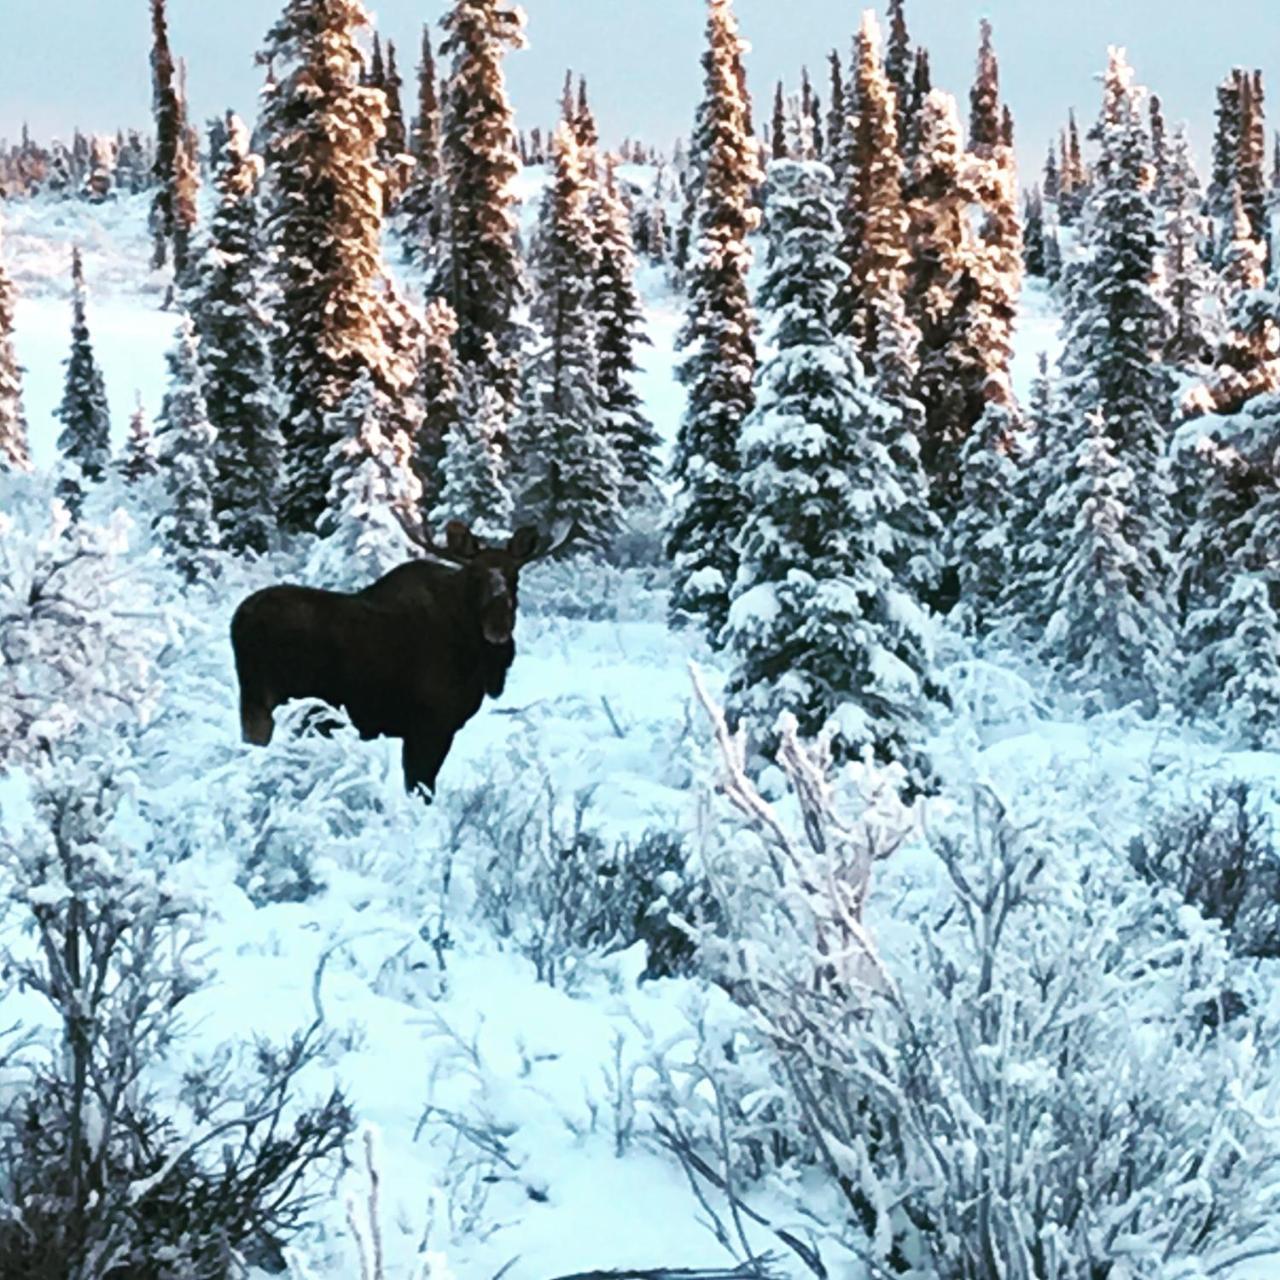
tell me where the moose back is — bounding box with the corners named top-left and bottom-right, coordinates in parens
top-left (230, 523), bottom-right (543, 796)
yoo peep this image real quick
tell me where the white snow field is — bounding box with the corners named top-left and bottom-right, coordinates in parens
top-left (2, 189), bottom-right (1280, 1280)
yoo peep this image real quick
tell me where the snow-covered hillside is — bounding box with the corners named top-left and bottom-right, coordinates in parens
top-left (3, 192), bottom-right (1280, 1280)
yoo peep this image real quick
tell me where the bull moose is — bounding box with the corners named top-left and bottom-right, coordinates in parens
top-left (230, 520), bottom-right (556, 796)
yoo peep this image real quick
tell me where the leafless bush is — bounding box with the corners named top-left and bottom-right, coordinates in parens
top-left (669, 668), bottom-right (1280, 1279)
top-left (0, 750), bottom-right (353, 1279)
top-left (1130, 778), bottom-right (1280, 959)
top-left (462, 777), bottom-right (714, 986)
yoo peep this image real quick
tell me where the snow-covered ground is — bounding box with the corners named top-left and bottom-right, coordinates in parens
top-left (3, 189), bottom-right (1280, 1280)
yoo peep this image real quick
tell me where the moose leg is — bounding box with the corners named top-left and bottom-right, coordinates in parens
top-left (240, 688), bottom-right (276, 746)
top-left (401, 728), bottom-right (456, 801)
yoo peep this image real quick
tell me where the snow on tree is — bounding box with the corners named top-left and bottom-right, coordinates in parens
top-left (1058, 49), bottom-right (1173, 526)
top-left (310, 368), bottom-right (424, 586)
top-left (152, 313), bottom-right (220, 583)
top-left (375, 272), bottom-right (427, 459)
top-left (415, 296), bottom-right (461, 516)
top-left (259, 0), bottom-right (397, 533)
top-left (666, 0), bottom-right (761, 640)
top-left (114, 130), bottom-right (151, 194)
top-left (1044, 412), bottom-right (1172, 711)
top-left (1239, 70), bottom-right (1270, 255)
top-left (902, 45), bottom-right (932, 167)
top-left (430, 375), bottom-right (512, 541)
top-left (1004, 351), bottom-right (1070, 638)
top-left (382, 38), bottom-right (409, 170)
top-left (1162, 127), bottom-right (1215, 368)
top-left (868, 279), bottom-right (942, 602)
top-left (592, 157), bottom-right (660, 507)
top-left (81, 134), bottom-right (115, 203)
top-left (149, 0), bottom-right (183, 269)
top-left (515, 119), bottom-right (621, 551)
top-left (884, 0), bottom-right (913, 148)
top-left (904, 80), bottom-right (1021, 532)
top-left (825, 50), bottom-right (847, 183)
top-left (837, 10), bottom-right (908, 357)
top-left (1037, 52), bottom-right (1176, 703)
top-left (722, 158), bottom-right (932, 782)
top-left (950, 399), bottom-right (1022, 635)
top-left (1023, 185), bottom-right (1046, 277)
top-left (1180, 573), bottom-right (1280, 748)
top-left (770, 81), bottom-right (787, 162)
top-left (194, 113), bottom-right (281, 555)
top-left (401, 23), bottom-right (443, 262)
top-left (1058, 109), bottom-right (1088, 223)
top-left (55, 248), bottom-right (111, 514)
top-left (432, 0), bottom-right (527, 416)
top-left (1209, 69), bottom-right (1245, 222)
top-left (1187, 181), bottom-right (1279, 416)
top-left (1148, 92), bottom-right (1169, 203)
top-left (0, 224), bottom-right (29, 471)
top-left (1042, 139), bottom-right (1060, 204)
top-left (118, 394), bottom-right (158, 484)
top-left (967, 18), bottom-right (1001, 157)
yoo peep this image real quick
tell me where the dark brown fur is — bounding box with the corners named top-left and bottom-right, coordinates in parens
top-left (230, 525), bottom-right (539, 796)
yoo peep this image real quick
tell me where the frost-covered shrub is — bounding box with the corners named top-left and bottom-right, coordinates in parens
top-left (0, 746), bottom-right (353, 1279)
top-left (217, 701), bottom-right (411, 906)
top-left (667, 675), bottom-right (1280, 1278)
top-left (1130, 779), bottom-right (1280, 959)
top-left (0, 492), bottom-right (166, 769)
top-left (461, 776), bottom-right (712, 986)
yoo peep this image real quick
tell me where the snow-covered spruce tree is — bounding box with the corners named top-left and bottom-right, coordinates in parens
top-left (432, 0), bottom-right (527, 417)
top-left (309, 369), bottom-right (423, 586)
top-left (0, 224), bottom-right (29, 471)
top-left (1186, 181), bottom-right (1277, 416)
top-left (1041, 48), bottom-right (1175, 687)
top-left (592, 157), bottom-right (660, 507)
top-left (905, 81), bottom-right (1020, 534)
top-left (1022, 185), bottom-right (1046, 277)
top-left (1162, 127), bottom-right (1215, 368)
top-left (667, 0), bottom-right (761, 638)
top-left (1239, 70), bottom-right (1270, 255)
top-left (884, 0), bottom-right (912, 150)
top-left (1209, 69), bottom-right (1245, 223)
top-left (1148, 91), bottom-right (1169, 203)
top-left (381, 37), bottom-right (409, 203)
top-left (869, 281), bottom-right (942, 603)
top-left (1004, 351), bottom-right (1071, 637)
top-left (1044, 411), bottom-right (1172, 712)
top-left (770, 81), bottom-right (787, 162)
top-left (259, 0), bottom-right (396, 533)
top-left (401, 23), bottom-right (442, 262)
top-left (430, 375), bottom-right (512, 541)
top-left (148, 0), bottom-right (182, 270)
top-left (837, 11), bottom-right (908, 357)
top-left (1181, 572), bottom-right (1280, 748)
top-left (55, 248), bottom-right (111, 515)
top-left (82, 134), bottom-right (115, 203)
top-left (195, 113), bottom-right (281, 556)
top-left (967, 18), bottom-right (1001, 156)
top-left (723, 158), bottom-right (932, 780)
top-left (152, 313), bottom-right (219, 583)
top-left (118, 394), bottom-right (158, 483)
top-left (374, 272), bottom-right (427, 458)
top-left (415, 295), bottom-right (460, 517)
top-left (825, 50), bottom-right (847, 183)
top-left (515, 119), bottom-right (621, 550)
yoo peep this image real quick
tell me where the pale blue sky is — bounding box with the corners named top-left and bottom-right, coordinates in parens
top-left (1, 1), bottom-right (1276, 183)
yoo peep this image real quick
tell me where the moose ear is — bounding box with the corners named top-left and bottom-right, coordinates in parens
top-left (444, 520), bottom-right (480, 558)
top-left (508, 526), bottom-right (540, 562)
